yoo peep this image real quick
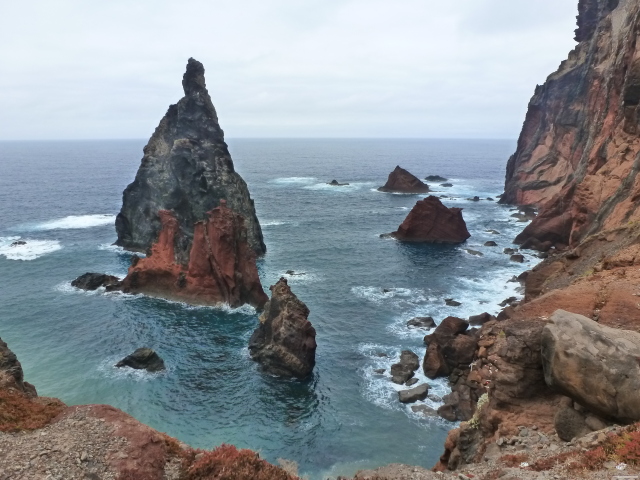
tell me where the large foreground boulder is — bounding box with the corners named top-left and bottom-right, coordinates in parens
top-left (378, 166), bottom-right (429, 193)
top-left (115, 58), bottom-right (265, 259)
top-left (120, 203), bottom-right (268, 309)
top-left (541, 310), bottom-right (640, 422)
top-left (249, 278), bottom-right (316, 378)
top-left (390, 196), bottom-right (471, 244)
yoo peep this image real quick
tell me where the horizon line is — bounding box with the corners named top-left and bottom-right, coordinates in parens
top-left (0, 136), bottom-right (518, 142)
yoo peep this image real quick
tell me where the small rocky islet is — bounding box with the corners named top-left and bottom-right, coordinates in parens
top-left (9, 1), bottom-right (640, 479)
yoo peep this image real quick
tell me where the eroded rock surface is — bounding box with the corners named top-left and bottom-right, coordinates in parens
top-left (115, 58), bottom-right (265, 260)
top-left (249, 278), bottom-right (316, 378)
top-left (390, 196), bottom-right (470, 244)
top-left (542, 309), bottom-right (640, 422)
top-left (378, 166), bottom-right (429, 193)
top-left (0, 337), bottom-right (36, 396)
top-left (116, 348), bottom-right (166, 373)
top-left (120, 204), bottom-right (268, 309)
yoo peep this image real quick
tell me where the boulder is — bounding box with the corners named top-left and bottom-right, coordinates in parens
top-left (541, 310), bottom-right (640, 422)
top-left (411, 404), bottom-right (438, 417)
top-left (390, 350), bottom-right (420, 384)
top-left (468, 312), bottom-right (495, 326)
top-left (388, 196), bottom-right (470, 244)
top-left (510, 254), bottom-right (525, 263)
top-left (423, 343), bottom-right (449, 379)
top-left (120, 204), bottom-right (268, 309)
top-left (405, 378), bottom-right (419, 387)
top-left (71, 273), bottom-right (122, 291)
top-left (398, 384), bottom-right (429, 403)
top-left (327, 180), bottom-right (349, 186)
top-left (445, 298), bottom-right (462, 307)
top-left (423, 317), bottom-right (476, 378)
top-left (406, 316), bottom-right (436, 329)
top-left (378, 166), bottom-right (429, 193)
top-left (484, 241), bottom-right (498, 247)
top-left (115, 348), bottom-right (165, 372)
top-left (249, 278), bottom-right (316, 378)
top-left (465, 249), bottom-right (483, 256)
top-left (441, 183), bottom-right (453, 187)
top-left (115, 58), bottom-right (265, 259)
top-left (425, 175), bottom-right (448, 182)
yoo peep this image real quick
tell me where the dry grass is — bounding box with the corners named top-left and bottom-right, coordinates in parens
top-left (0, 389), bottom-right (65, 432)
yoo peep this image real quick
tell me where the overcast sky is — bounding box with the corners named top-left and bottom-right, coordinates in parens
top-left (0, 0), bottom-right (578, 140)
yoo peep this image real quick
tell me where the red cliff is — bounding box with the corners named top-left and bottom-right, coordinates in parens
top-left (501, 0), bottom-right (640, 249)
top-left (378, 166), bottom-right (430, 193)
top-left (121, 201), bottom-right (268, 309)
top-left (391, 196), bottom-right (470, 244)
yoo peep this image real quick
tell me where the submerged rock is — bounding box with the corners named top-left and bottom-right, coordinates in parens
top-left (71, 273), bottom-right (121, 291)
top-left (115, 348), bottom-right (165, 372)
top-left (406, 316), bottom-right (436, 329)
top-left (388, 196), bottom-right (471, 244)
top-left (120, 203), bottom-right (268, 309)
top-left (115, 58), bottom-right (265, 260)
top-left (378, 166), bottom-right (429, 193)
top-left (425, 175), bottom-right (448, 182)
top-left (484, 241), bottom-right (498, 247)
top-left (440, 183), bottom-right (453, 187)
top-left (249, 278), bottom-right (316, 378)
top-left (445, 298), bottom-right (461, 307)
top-left (327, 179), bottom-right (349, 186)
top-left (10, 240), bottom-right (26, 247)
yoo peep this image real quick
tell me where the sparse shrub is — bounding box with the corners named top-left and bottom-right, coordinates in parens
top-left (0, 389), bottom-right (65, 432)
top-left (529, 451), bottom-right (575, 471)
top-left (499, 453), bottom-right (528, 468)
top-left (183, 444), bottom-right (298, 480)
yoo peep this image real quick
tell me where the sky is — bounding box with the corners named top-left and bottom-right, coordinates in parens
top-left (0, 0), bottom-right (579, 140)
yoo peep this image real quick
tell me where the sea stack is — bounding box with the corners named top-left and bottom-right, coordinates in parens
top-left (120, 202), bottom-right (268, 309)
top-left (115, 58), bottom-right (266, 260)
top-left (248, 278), bottom-right (316, 378)
top-left (378, 166), bottom-right (429, 193)
top-left (389, 196), bottom-right (470, 243)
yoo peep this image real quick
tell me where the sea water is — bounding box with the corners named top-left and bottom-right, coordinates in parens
top-left (0, 139), bottom-right (534, 479)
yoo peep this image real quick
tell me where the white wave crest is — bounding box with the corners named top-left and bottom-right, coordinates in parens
top-left (351, 286), bottom-right (426, 304)
top-left (0, 236), bottom-right (62, 261)
top-left (33, 214), bottom-right (115, 231)
top-left (303, 181), bottom-right (375, 192)
top-left (270, 177), bottom-right (316, 184)
top-left (261, 220), bottom-right (288, 227)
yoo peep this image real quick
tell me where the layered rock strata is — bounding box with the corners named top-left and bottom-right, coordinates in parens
top-left (378, 166), bottom-right (429, 193)
top-left (500, 0), bottom-right (640, 250)
top-left (390, 196), bottom-right (470, 243)
top-left (249, 278), bottom-right (316, 378)
top-left (115, 58), bottom-right (265, 260)
top-left (120, 203), bottom-right (268, 309)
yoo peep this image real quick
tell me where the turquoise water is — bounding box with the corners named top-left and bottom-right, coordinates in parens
top-left (0, 139), bottom-right (533, 478)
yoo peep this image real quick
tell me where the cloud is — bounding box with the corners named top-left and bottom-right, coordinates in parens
top-left (0, 0), bottom-right (578, 140)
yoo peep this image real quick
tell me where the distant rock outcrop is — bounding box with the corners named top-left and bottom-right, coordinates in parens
top-left (248, 278), bottom-right (316, 378)
top-left (71, 273), bottom-right (121, 291)
top-left (120, 203), bottom-right (268, 309)
top-left (389, 196), bottom-right (470, 243)
top-left (115, 348), bottom-right (165, 373)
top-left (378, 166), bottom-right (429, 193)
top-left (115, 58), bottom-right (265, 261)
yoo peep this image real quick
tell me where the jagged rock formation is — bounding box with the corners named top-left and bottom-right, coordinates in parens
top-left (389, 196), bottom-right (470, 243)
top-left (378, 166), bottom-right (429, 193)
top-left (542, 310), bottom-right (640, 422)
top-left (71, 273), bottom-right (121, 291)
top-left (115, 348), bottom-right (166, 373)
top-left (501, 0), bottom-right (640, 250)
top-left (120, 203), bottom-right (268, 309)
top-left (248, 278), bottom-right (316, 378)
top-left (0, 337), bottom-right (36, 397)
top-left (115, 58), bottom-right (265, 261)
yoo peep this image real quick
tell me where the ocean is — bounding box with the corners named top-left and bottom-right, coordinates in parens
top-left (0, 138), bottom-right (534, 479)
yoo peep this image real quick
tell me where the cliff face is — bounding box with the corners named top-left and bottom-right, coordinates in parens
top-left (115, 58), bottom-right (265, 261)
top-left (501, 0), bottom-right (640, 248)
top-left (121, 202), bottom-right (268, 309)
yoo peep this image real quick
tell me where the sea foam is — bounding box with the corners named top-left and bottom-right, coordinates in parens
top-left (0, 237), bottom-right (62, 261)
top-left (32, 214), bottom-right (115, 231)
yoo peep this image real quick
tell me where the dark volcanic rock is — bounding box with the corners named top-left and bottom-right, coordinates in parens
top-left (484, 241), bottom-right (498, 247)
top-left (71, 273), bottom-right (121, 291)
top-left (120, 204), bottom-right (268, 309)
top-left (10, 240), bottom-right (26, 246)
top-left (510, 254), bottom-right (525, 263)
top-left (390, 350), bottom-right (420, 384)
top-left (328, 180), bottom-right (349, 186)
top-left (407, 316), bottom-right (436, 329)
top-left (423, 316), bottom-right (476, 379)
top-left (378, 166), bottom-right (429, 193)
top-left (389, 196), bottom-right (470, 244)
top-left (425, 175), bottom-right (448, 182)
top-left (468, 312), bottom-right (495, 326)
top-left (445, 298), bottom-right (462, 307)
top-left (249, 278), bottom-right (316, 378)
top-left (441, 183), bottom-right (453, 187)
top-left (115, 348), bottom-right (165, 372)
top-left (0, 337), bottom-right (36, 396)
top-left (115, 58), bottom-right (265, 261)
top-left (398, 384), bottom-right (429, 403)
